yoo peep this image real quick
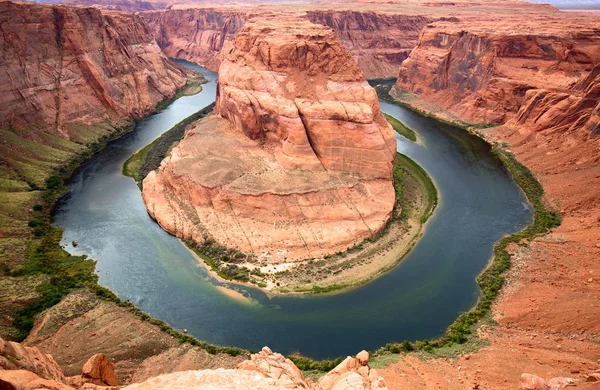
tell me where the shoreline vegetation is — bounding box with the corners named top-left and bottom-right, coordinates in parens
top-left (123, 107), bottom-right (438, 295)
top-left (0, 72), bottom-right (208, 342)
top-left (384, 113), bottom-right (417, 142)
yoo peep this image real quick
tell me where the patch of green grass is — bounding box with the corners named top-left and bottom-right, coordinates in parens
top-left (287, 355), bottom-right (344, 372)
top-left (394, 153), bottom-right (437, 224)
top-left (123, 103), bottom-right (215, 186)
top-left (384, 113), bottom-right (417, 142)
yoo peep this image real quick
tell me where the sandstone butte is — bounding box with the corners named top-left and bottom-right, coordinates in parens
top-left (142, 15), bottom-right (397, 262)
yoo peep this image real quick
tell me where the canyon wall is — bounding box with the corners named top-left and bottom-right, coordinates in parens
top-left (141, 7), bottom-right (433, 79)
top-left (0, 1), bottom-right (188, 138)
top-left (394, 18), bottom-right (600, 125)
top-left (305, 10), bottom-right (433, 80)
top-left (142, 15), bottom-right (396, 262)
top-left (0, 1), bottom-right (190, 303)
top-left (142, 8), bottom-right (246, 72)
top-left (380, 9), bottom-right (600, 390)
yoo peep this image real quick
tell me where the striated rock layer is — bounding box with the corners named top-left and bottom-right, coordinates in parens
top-left (0, 1), bottom-right (188, 137)
top-left (394, 16), bottom-right (600, 125)
top-left (142, 16), bottom-right (396, 262)
top-left (141, 7), bottom-right (434, 79)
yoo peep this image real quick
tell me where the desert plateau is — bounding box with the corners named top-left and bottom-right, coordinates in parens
top-left (0, 0), bottom-right (599, 389)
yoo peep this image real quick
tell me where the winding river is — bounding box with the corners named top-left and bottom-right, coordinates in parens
top-left (54, 60), bottom-right (532, 359)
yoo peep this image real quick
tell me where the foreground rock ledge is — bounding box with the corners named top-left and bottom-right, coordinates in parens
top-left (142, 15), bottom-right (396, 262)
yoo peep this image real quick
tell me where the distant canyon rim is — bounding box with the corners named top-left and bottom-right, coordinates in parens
top-left (0, 0), bottom-right (599, 389)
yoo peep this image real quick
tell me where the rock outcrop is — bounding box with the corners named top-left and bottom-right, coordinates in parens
top-left (0, 1), bottom-right (188, 137)
top-left (142, 15), bottom-right (396, 262)
top-left (394, 16), bottom-right (600, 125)
top-left (2, 335), bottom-right (386, 389)
top-left (123, 347), bottom-right (388, 390)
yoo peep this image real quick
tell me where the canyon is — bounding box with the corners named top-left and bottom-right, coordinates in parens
top-left (0, 0), bottom-right (599, 389)
top-left (140, 6), bottom-right (436, 80)
top-left (141, 15), bottom-right (397, 268)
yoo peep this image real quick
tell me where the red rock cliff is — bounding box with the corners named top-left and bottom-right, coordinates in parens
top-left (142, 15), bottom-right (396, 262)
top-left (394, 17), bottom-right (600, 125)
top-left (141, 7), bottom-right (433, 79)
top-left (0, 1), bottom-right (188, 138)
top-left (305, 10), bottom-right (433, 80)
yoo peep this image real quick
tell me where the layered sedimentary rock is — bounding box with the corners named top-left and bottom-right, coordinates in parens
top-left (141, 7), bottom-right (433, 79)
top-left (394, 17), bottom-right (600, 125)
top-left (142, 16), bottom-right (396, 261)
top-left (0, 1), bottom-right (188, 137)
top-left (305, 11), bottom-right (433, 80)
top-left (142, 8), bottom-right (246, 72)
top-left (379, 10), bottom-right (600, 390)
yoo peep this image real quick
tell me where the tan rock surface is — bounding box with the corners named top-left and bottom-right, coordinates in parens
top-left (0, 337), bottom-right (66, 382)
top-left (81, 353), bottom-right (119, 386)
top-left (23, 290), bottom-right (246, 385)
top-left (142, 15), bottom-right (396, 262)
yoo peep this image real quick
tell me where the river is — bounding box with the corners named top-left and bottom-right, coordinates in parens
top-left (53, 60), bottom-right (532, 359)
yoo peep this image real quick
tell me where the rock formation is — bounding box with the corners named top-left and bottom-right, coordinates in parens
top-left (142, 8), bottom-right (246, 72)
top-left (305, 11), bottom-right (432, 80)
top-left (1, 336), bottom-right (387, 389)
top-left (0, 1), bottom-right (188, 138)
top-left (141, 7), bottom-right (433, 79)
top-left (142, 15), bottom-right (396, 262)
top-left (379, 7), bottom-right (600, 390)
top-left (394, 16), bottom-right (600, 125)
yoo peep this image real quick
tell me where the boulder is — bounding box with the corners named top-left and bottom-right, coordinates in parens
top-left (81, 354), bottom-right (119, 387)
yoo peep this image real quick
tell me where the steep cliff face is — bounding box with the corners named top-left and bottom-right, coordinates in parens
top-left (142, 16), bottom-right (396, 262)
top-left (141, 7), bottom-right (433, 79)
top-left (381, 12), bottom-right (600, 390)
top-left (511, 64), bottom-right (600, 138)
top-left (394, 18), bottom-right (600, 125)
top-left (305, 11), bottom-right (433, 80)
top-left (0, 1), bottom-right (190, 291)
top-left (0, 1), bottom-right (188, 138)
top-left (142, 8), bottom-right (246, 72)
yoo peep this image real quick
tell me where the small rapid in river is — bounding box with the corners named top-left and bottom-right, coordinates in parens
top-left (54, 60), bottom-right (532, 359)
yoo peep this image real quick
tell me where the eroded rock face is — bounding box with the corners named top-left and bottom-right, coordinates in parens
top-left (122, 347), bottom-right (387, 390)
top-left (0, 337), bottom-right (65, 382)
top-left (141, 7), bottom-right (433, 79)
top-left (0, 1), bottom-right (187, 138)
top-left (142, 8), bottom-right (246, 72)
top-left (394, 17), bottom-right (600, 126)
top-left (142, 16), bottom-right (396, 262)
